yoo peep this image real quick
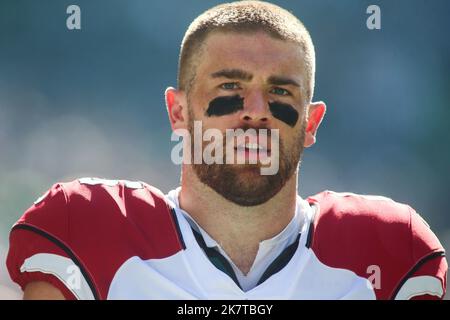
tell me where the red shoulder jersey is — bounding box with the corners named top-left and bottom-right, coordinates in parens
top-left (6, 179), bottom-right (447, 299)
top-left (307, 191), bottom-right (447, 299)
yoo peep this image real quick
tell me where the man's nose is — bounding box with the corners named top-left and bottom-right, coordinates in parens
top-left (239, 90), bottom-right (270, 125)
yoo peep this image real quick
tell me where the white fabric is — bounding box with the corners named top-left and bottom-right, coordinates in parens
top-left (394, 275), bottom-right (444, 300)
top-left (166, 187), bottom-right (309, 291)
top-left (20, 253), bottom-right (95, 300)
top-left (108, 204), bottom-right (376, 299)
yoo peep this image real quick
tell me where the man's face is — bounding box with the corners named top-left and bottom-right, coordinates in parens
top-left (185, 31), bottom-right (310, 206)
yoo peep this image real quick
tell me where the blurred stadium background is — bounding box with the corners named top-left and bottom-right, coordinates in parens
top-left (0, 0), bottom-right (449, 299)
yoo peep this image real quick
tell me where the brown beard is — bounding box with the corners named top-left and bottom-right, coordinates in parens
top-left (187, 107), bottom-right (306, 206)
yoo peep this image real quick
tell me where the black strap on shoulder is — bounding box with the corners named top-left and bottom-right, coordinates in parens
top-left (192, 226), bottom-right (303, 289)
top-left (256, 233), bottom-right (301, 286)
top-left (169, 207), bottom-right (186, 250)
top-left (191, 227), bottom-right (242, 289)
top-left (305, 203), bottom-right (318, 249)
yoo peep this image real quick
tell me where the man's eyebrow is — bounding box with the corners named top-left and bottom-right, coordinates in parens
top-left (267, 75), bottom-right (301, 87)
top-left (210, 69), bottom-right (253, 81)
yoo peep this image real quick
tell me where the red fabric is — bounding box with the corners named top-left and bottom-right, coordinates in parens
top-left (7, 227), bottom-right (77, 300)
top-left (7, 179), bottom-right (184, 299)
top-left (406, 255), bottom-right (447, 300)
top-left (307, 191), bottom-right (447, 300)
top-left (398, 210), bottom-right (448, 300)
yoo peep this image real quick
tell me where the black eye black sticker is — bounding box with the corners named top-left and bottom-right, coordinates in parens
top-left (269, 101), bottom-right (299, 127)
top-left (205, 95), bottom-right (244, 117)
top-left (206, 96), bottom-right (299, 127)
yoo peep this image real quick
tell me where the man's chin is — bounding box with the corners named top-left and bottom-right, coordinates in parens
top-left (218, 180), bottom-right (283, 207)
top-left (194, 164), bottom-right (285, 207)
top-left (227, 163), bottom-right (263, 175)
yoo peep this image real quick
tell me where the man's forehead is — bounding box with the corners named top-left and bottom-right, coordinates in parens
top-left (204, 30), bottom-right (303, 59)
top-left (197, 31), bottom-right (307, 83)
top-left (209, 68), bottom-right (302, 88)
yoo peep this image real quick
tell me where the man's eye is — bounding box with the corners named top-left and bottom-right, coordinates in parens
top-left (220, 82), bottom-right (240, 90)
top-left (270, 87), bottom-right (291, 96)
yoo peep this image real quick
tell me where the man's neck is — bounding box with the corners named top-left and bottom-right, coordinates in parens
top-left (179, 166), bottom-right (298, 274)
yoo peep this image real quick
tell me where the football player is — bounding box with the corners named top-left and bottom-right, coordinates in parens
top-left (7, 1), bottom-right (447, 299)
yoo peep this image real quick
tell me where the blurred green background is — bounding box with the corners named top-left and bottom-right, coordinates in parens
top-left (0, 0), bottom-right (449, 299)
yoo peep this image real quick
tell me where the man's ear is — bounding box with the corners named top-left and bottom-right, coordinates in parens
top-left (165, 87), bottom-right (188, 131)
top-left (304, 101), bottom-right (326, 148)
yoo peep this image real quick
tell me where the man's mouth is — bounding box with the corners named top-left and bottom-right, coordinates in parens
top-left (235, 142), bottom-right (269, 151)
top-left (234, 141), bottom-right (272, 163)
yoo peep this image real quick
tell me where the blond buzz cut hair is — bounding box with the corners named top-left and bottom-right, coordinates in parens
top-left (178, 0), bottom-right (316, 102)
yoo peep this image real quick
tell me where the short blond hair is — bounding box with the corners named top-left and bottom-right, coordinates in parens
top-left (178, 0), bottom-right (316, 101)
